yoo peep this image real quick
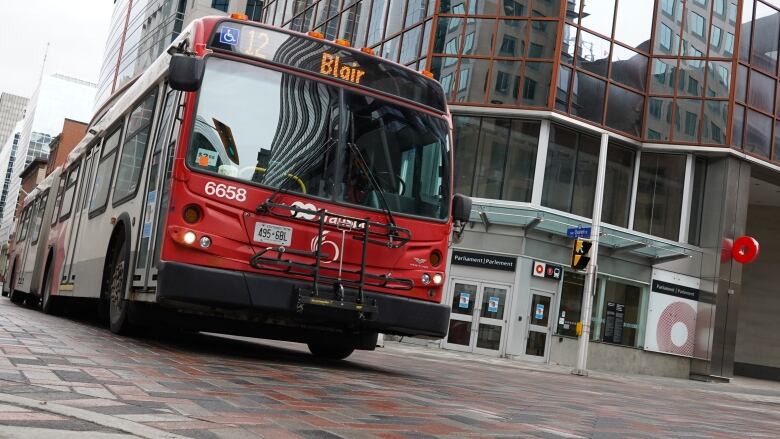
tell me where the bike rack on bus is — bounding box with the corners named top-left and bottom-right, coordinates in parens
top-left (251, 200), bottom-right (414, 317)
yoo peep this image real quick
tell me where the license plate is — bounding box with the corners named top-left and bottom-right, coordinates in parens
top-left (253, 222), bottom-right (292, 246)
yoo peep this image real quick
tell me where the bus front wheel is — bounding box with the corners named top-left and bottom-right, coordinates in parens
top-left (40, 256), bottom-right (60, 315)
top-left (307, 340), bottom-right (355, 360)
top-left (105, 237), bottom-right (132, 335)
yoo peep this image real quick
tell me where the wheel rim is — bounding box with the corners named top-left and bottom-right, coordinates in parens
top-left (109, 260), bottom-right (125, 319)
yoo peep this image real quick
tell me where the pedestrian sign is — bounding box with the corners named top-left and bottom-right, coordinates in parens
top-left (571, 238), bottom-right (592, 270)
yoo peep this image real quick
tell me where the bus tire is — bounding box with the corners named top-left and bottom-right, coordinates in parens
top-left (105, 235), bottom-right (132, 335)
top-left (307, 340), bottom-right (355, 360)
top-left (40, 254), bottom-right (60, 315)
top-left (8, 261), bottom-right (24, 305)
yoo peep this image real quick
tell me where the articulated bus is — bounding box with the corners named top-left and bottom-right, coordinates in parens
top-left (3, 15), bottom-right (471, 359)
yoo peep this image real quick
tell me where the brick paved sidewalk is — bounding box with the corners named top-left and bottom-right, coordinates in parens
top-left (1, 296), bottom-right (780, 438)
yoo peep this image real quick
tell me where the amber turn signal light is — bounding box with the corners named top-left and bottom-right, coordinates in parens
top-left (230, 13), bottom-right (248, 20)
top-left (308, 31), bottom-right (325, 39)
top-left (335, 39), bottom-right (351, 47)
top-left (421, 70), bottom-right (434, 79)
top-left (360, 47), bottom-right (375, 55)
top-left (182, 204), bottom-right (202, 224)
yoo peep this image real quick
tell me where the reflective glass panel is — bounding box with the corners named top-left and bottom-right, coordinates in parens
top-left (745, 110), bottom-right (772, 158)
top-left (470, 0), bottom-right (499, 15)
top-left (474, 118), bottom-right (511, 198)
top-left (601, 142), bottom-right (635, 227)
top-left (645, 97), bottom-right (673, 141)
top-left (434, 17), bottom-right (463, 55)
top-left (735, 64), bottom-right (747, 102)
top-left (649, 58), bottom-right (677, 95)
top-left (752, 1), bottom-right (779, 73)
top-left (503, 119), bottom-right (539, 202)
top-left (561, 24), bottom-right (576, 64)
top-left (528, 20), bottom-right (558, 59)
top-left (702, 100), bottom-right (728, 145)
top-left (748, 70), bottom-right (775, 114)
top-left (571, 72), bottom-right (605, 123)
top-left (682, 8), bottom-right (709, 57)
top-left (606, 85), bottom-right (644, 136)
top-left (522, 62), bottom-right (552, 106)
top-left (633, 152), bottom-right (686, 241)
top-left (455, 58), bottom-right (490, 103)
top-left (654, 1), bottom-right (683, 55)
top-left (500, 0), bottom-right (528, 16)
top-left (496, 20), bottom-right (528, 58)
top-left (580, 0), bottom-right (615, 37)
top-left (614, 0), bottom-right (654, 49)
top-left (739, 0), bottom-right (753, 63)
top-left (489, 60), bottom-right (522, 105)
top-left (677, 59), bottom-right (705, 97)
top-left (430, 57), bottom-right (459, 99)
top-left (463, 18), bottom-right (497, 56)
top-left (531, 0), bottom-right (560, 16)
top-left (452, 116), bottom-right (480, 194)
top-left (557, 272), bottom-right (585, 337)
top-left (530, 294), bottom-right (551, 326)
top-left (774, 120), bottom-right (780, 160)
top-left (732, 104), bottom-right (745, 147)
top-left (556, 65), bottom-right (572, 110)
top-left (706, 61), bottom-right (730, 99)
top-left (610, 45), bottom-right (647, 91)
top-left (577, 30), bottom-right (610, 77)
top-left (674, 99), bottom-right (702, 142)
top-left (440, 0), bottom-right (466, 13)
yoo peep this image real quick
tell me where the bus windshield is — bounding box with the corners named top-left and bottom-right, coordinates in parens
top-left (188, 57), bottom-right (450, 220)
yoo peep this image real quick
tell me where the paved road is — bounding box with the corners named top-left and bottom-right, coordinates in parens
top-left (0, 297), bottom-right (779, 438)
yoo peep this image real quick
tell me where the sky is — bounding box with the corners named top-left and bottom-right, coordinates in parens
top-left (0, 0), bottom-right (115, 99)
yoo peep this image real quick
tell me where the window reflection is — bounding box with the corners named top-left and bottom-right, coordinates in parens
top-left (633, 152), bottom-right (685, 241)
top-left (746, 110), bottom-right (772, 158)
top-left (702, 100), bottom-right (728, 145)
top-left (606, 85), bottom-right (644, 137)
top-left (650, 58), bottom-right (677, 95)
top-left (455, 58), bottom-right (490, 103)
top-left (434, 17), bottom-right (463, 54)
top-left (706, 61), bottom-right (730, 99)
top-left (654, 0), bottom-right (683, 55)
top-left (678, 59), bottom-right (705, 97)
top-left (577, 30), bottom-right (610, 77)
top-left (613, 0), bottom-right (654, 49)
top-left (732, 104), bottom-right (745, 147)
top-left (529, 20), bottom-right (558, 59)
top-left (523, 62), bottom-right (552, 106)
top-left (610, 45), bottom-right (647, 91)
top-left (752, 1), bottom-right (779, 73)
top-left (490, 60), bottom-right (521, 105)
top-left (463, 18), bottom-right (496, 56)
top-left (748, 70), bottom-right (774, 114)
top-left (739, 0), bottom-right (754, 63)
top-left (571, 71), bottom-right (605, 123)
top-left (674, 99), bottom-right (702, 142)
top-left (646, 97), bottom-right (673, 141)
top-left (542, 125), bottom-right (599, 218)
top-left (496, 20), bottom-right (527, 57)
top-left (601, 143), bottom-right (635, 228)
top-left (580, 0), bottom-right (615, 37)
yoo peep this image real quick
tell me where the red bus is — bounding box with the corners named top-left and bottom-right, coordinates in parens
top-left (4, 15), bottom-right (471, 359)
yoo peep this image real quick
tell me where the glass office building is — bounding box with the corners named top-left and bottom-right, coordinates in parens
top-left (253, 0), bottom-right (780, 381)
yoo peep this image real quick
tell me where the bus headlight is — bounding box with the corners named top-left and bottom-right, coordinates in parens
top-left (433, 273), bottom-right (443, 285)
top-left (199, 236), bottom-right (212, 248)
top-left (421, 273), bottom-right (431, 285)
top-left (183, 231), bottom-right (197, 245)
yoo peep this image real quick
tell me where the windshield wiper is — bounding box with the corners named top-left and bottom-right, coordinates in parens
top-left (346, 142), bottom-right (397, 230)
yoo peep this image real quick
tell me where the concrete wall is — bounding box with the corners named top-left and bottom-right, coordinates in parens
top-left (735, 204), bottom-right (780, 379)
top-left (548, 336), bottom-right (691, 379)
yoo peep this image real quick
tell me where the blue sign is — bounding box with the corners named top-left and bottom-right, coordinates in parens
top-left (487, 296), bottom-right (499, 313)
top-left (567, 226), bottom-right (592, 239)
top-left (535, 304), bottom-right (545, 320)
top-left (219, 26), bottom-right (240, 45)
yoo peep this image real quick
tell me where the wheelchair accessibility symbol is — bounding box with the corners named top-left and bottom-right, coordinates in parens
top-left (220, 26), bottom-right (240, 45)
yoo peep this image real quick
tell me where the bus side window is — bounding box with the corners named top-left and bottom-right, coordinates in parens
top-left (59, 164), bottom-right (81, 221)
top-left (79, 153), bottom-right (94, 211)
top-left (89, 126), bottom-right (122, 216)
top-left (16, 206), bottom-right (31, 242)
top-left (31, 192), bottom-right (48, 245)
top-left (51, 178), bottom-right (65, 226)
top-left (114, 90), bottom-right (158, 205)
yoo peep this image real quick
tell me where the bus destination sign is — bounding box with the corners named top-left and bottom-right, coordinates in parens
top-left (208, 21), bottom-right (446, 112)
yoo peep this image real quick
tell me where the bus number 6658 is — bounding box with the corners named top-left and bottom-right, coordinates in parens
top-left (204, 181), bottom-right (247, 202)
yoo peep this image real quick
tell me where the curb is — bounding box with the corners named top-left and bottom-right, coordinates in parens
top-left (0, 392), bottom-right (191, 439)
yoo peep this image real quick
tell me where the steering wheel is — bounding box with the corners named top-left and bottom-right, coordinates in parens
top-left (374, 172), bottom-right (406, 195)
top-left (239, 166), bottom-right (307, 194)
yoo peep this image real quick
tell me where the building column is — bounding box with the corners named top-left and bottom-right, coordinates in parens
top-left (691, 157), bottom-right (751, 380)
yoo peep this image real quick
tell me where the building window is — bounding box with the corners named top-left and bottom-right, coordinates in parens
top-left (503, 0), bottom-right (525, 16)
top-left (688, 157), bottom-right (707, 246)
top-left (246, 0), bottom-right (263, 20)
top-left (499, 36), bottom-right (517, 56)
top-left (659, 24), bottom-right (673, 52)
top-left (633, 152), bottom-right (686, 241)
top-left (452, 116), bottom-right (539, 202)
top-left (591, 278), bottom-right (647, 348)
top-left (494, 71), bottom-right (510, 93)
top-left (661, 0), bottom-right (675, 15)
top-left (211, 0), bottom-right (230, 12)
top-left (601, 143), bottom-right (635, 228)
top-left (689, 12), bottom-right (705, 38)
top-left (541, 124), bottom-right (600, 218)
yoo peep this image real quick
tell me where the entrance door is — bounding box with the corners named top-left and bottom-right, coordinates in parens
top-left (523, 290), bottom-right (554, 362)
top-left (443, 279), bottom-right (512, 356)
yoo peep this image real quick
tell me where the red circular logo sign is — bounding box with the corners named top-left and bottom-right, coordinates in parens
top-left (732, 236), bottom-right (760, 264)
top-left (535, 264), bottom-right (544, 274)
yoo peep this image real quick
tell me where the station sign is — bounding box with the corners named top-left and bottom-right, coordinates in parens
top-left (451, 250), bottom-right (516, 272)
top-left (532, 260), bottom-right (562, 280)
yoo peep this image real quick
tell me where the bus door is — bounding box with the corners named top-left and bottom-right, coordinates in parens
top-left (133, 88), bottom-right (180, 289)
top-left (62, 151), bottom-right (93, 284)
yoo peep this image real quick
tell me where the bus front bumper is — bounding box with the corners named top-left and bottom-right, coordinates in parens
top-left (156, 261), bottom-right (450, 338)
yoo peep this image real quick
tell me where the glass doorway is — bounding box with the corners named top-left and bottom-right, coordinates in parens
top-left (523, 291), bottom-right (554, 362)
top-left (443, 279), bottom-right (512, 356)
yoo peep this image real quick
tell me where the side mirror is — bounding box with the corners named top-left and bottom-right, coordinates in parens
top-left (452, 193), bottom-right (472, 223)
top-left (168, 54), bottom-right (204, 92)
